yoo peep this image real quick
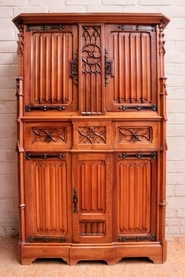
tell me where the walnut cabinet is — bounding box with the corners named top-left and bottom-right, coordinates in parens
top-left (13, 13), bottom-right (170, 265)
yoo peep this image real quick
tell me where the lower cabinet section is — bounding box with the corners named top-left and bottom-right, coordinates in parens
top-left (19, 151), bottom-right (167, 265)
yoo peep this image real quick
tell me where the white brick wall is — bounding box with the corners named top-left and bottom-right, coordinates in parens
top-left (0, 0), bottom-right (184, 237)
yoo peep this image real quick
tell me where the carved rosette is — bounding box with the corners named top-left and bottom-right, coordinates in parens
top-left (78, 126), bottom-right (106, 144)
top-left (118, 127), bottom-right (152, 143)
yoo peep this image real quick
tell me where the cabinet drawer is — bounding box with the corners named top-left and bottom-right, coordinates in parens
top-left (24, 122), bottom-right (72, 150)
top-left (72, 120), bottom-right (112, 150)
top-left (112, 121), bottom-right (159, 149)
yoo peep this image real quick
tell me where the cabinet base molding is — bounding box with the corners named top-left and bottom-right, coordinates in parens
top-left (18, 241), bottom-right (167, 265)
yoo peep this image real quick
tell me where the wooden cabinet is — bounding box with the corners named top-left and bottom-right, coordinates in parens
top-left (13, 13), bottom-right (170, 265)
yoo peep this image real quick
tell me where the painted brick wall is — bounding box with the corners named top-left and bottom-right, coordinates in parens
top-left (0, 0), bottom-right (184, 236)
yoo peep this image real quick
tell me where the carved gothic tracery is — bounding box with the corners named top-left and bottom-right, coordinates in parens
top-left (82, 26), bottom-right (101, 74)
top-left (78, 126), bottom-right (106, 144)
top-left (118, 127), bottom-right (152, 143)
top-left (32, 127), bottom-right (67, 143)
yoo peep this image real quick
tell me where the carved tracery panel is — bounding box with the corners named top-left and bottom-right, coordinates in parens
top-left (78, 126), bottom-right (106, 144)
top-left (80, 26), bottom-right (103, 114)
top-left (118, 126), bottom-right (152, 143)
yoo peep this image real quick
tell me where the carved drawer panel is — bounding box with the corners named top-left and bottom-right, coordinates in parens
top-left (72, 120), bottom-right (112, 150)
top-left (112, 121), bottom-right (159, 149)
top-left (24, 122), bottom-right (72, 150)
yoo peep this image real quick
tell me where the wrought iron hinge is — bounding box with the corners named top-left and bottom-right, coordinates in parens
top-left (26, 25), bottom-right (65, 32)
top-left (25, 105), bottom-right (65, 112)
top-left (105, 49), bottom-right (113, 86)
top-left (26, 153), bottom-right (65, 160)
top-left (118, 104), bottom-right (157, 111)
top-left (117, 25), bottom-right (156, 33)
top-left (118, 234), bottom-right (156, 242)
top-left (28, 236), bottom-right (66, 243)
top-left (119, 152), bottom-right (157, 159)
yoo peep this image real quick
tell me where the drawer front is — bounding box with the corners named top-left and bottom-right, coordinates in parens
top-left (24, 122), bottom-right (72, 150)
top-left (72, 120), bottom-right (112, 150)
top-left (112, 121), bottom-right (159, 149)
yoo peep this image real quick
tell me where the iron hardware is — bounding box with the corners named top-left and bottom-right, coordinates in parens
top-left (28, 236), bottom-right (66, 243)
top-left (25, 105), bottom-right (65, 112)
top-left (118, 234), bottom-right (156, 242)
top-left (73, 187), bottom-right (78, 213)
top-left (26, 153), bottom-right (65, 160)
top-left (118, 104), bottom-right (157, 111)
top-left (119, 152), bottom-right (157, 159)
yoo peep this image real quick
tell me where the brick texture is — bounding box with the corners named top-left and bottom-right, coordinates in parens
top-left (0, 0), bottom-right (184, 237)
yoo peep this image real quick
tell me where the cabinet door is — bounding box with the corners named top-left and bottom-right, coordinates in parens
top-left (24, 25), bottom-right (78, 114)
top-left (24, 153), bottom-right (72, 243)
top-left (113, 152), bottom-right (157, 242)
top-left (105, 24), bottom-right (157, 112)
top-left (72, 153), bottom-right (112, 243)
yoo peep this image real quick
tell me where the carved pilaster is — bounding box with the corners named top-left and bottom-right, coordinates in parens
top-left (16, 77), bottom-right (24, 97)
top-left (17, 24), bottom-right (24, 55)
top-left (158, 23), bottom-right (166, 77)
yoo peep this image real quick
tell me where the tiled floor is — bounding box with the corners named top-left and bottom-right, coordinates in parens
top-left (0, 237), bottom-right (185, 277)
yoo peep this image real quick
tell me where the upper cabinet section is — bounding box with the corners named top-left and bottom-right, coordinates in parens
top-left (13, 13), bottom-right (170, 117)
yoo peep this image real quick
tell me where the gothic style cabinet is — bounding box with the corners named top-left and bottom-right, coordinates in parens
top-left (13, 13), bottom-right (170, 265)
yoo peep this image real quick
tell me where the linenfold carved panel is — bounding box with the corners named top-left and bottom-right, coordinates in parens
top-left (117, 160), bottom-right (151, 234)
top-left (78, 160), bottom-right (106, 212)
top-left (105, 25), bottom-right (157, 111)
top-left (32, 161), bottom-right (68, 234)
top-left (30, 31), bottom-right (76, 106)
top-left (110, 31), bottom-right (151, 103)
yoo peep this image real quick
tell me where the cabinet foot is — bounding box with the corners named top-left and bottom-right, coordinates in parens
top-left (70, 245), bottom-right (115, 265)
top-left (148, 256), bottom-right (163, 264)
